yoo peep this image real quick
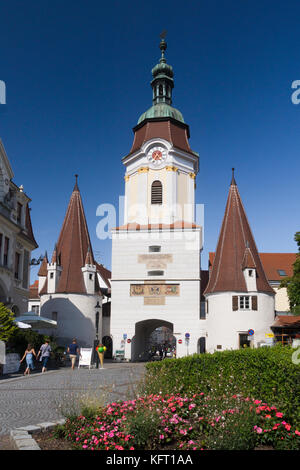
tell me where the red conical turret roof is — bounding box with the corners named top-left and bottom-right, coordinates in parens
top-left (204, 171), bottom-right (274, 295)
top-left (55, 178), bottom-right (95, 293)
top-left (38, 252), bottom-right (48, 276)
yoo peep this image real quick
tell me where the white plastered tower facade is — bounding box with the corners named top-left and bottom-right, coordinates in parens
top-left (110, 39), bottom-right (203, 360)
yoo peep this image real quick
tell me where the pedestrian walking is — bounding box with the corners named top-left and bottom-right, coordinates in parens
top-left (67, 338), bottom-right (81, 370)
top-left (37, 340), bottom-right (52, 373)
top-left (20, 344), bottom-right (36, 375)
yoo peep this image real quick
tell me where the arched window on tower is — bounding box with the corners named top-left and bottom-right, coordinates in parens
top-left (151, 180), bottom-right (163, 205)
top-left (159, 84), bottom-right (163, 96)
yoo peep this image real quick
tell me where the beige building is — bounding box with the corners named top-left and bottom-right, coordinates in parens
top-left (0, 139), bottom-right (38, 314)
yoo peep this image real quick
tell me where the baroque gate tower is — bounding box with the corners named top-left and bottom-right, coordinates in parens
top-left (110, 38), bottom-right (203, 360)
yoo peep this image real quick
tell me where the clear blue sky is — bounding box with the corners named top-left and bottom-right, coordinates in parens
top-left (0, 0), bottom-right (299, 283)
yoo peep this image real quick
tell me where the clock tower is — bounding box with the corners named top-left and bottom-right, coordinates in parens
top-left (122, 38), bottom-right (199, 226)
top-left (110, 38), bottom-right (203, 360)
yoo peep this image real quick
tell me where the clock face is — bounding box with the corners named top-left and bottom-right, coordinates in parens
top-left (147, 146), bottom-right (167, 166)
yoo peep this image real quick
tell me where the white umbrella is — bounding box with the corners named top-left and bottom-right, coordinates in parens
top-left (15, 321), bottom-right (32, 329)
top-left (16, 311), bottom-right (57, 329)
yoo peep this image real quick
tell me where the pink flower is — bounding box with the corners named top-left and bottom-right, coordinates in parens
top-left (276, 412), bottom-right (283, 418)
top-left (159, 435), bottom-right (165, 440)
top-left (295, 430), bottom-right (300, 436)
top-left (254, 426), bottom-right (263, 434)
top-left (285, 424), bottom-right (291, 431)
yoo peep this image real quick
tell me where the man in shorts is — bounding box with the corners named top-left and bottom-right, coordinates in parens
top-left (67, 339), bottom-right (80, 370)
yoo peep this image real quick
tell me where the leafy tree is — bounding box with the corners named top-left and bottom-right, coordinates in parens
top-left (280, 232), bottom-right (300, 315)
top-left (0, 302), bottom-right (18, 342)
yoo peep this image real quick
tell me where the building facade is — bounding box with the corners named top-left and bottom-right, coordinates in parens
top-left (110, 38), bottom-right (203, 360)
top-left (109, 39), bottom-right (278, 358)
top-left (36, 178), bottom-right (111, 347)
top-left (0, 139), bottom-right (38, 314)
top-left (203, 171), bottom-right (275, 351)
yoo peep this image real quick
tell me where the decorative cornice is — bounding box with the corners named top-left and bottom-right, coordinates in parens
top-left (138, 167), bottom-right (149, 174)
top-left (166, 166), bottom-right (178, 172)
top-left (189, 172), bottom-right (196, 179)
top-left (124, 175), bottom-right (130, 182)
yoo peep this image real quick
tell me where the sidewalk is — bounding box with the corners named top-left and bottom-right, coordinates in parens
top-left (0, 362), bottom-right (145, 438)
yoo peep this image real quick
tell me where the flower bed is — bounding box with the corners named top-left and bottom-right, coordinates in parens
top-left (52, 393), bottom-right (300, 450)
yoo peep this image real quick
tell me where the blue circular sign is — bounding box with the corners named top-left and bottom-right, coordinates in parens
top-left (185, 333), bottom-right (190, 338)
top-left (248, 329), bottom-right (254, 336)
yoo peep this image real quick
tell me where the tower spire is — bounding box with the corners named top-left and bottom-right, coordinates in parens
top-left (74, 174), bottom-right (79, 191)
top-left (231, 168), bottom-right (237, 186)
top-left (151, 34), bottom-right (174, 107)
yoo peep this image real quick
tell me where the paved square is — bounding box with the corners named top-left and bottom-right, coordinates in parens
top-left (0, 363), bottom-right (145, 436)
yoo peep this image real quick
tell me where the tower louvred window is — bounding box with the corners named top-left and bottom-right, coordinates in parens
top-left (151, 180), bottom-right (163, 204)
top-left (232, 296), bottom-right (238, 311)
top-left (252, 295), bottom-right (258, 310)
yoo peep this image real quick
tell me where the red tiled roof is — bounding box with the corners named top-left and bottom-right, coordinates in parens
top-left (38, 253), bottom-right (48, 277)
top-left (40, 182), bottom-right (100, 295)
top-left (209, 252), bottom-right (297, 282)
top-left (54, 183), bottom-right (95, 293)
top-left (272, 315), bottom-right (300, 328)
top-left (204, 175), bottom-right (274, 295)
top-left (96, 262), bottom-right (111, 288)
top-left (20, 204), bottom-right (38, 248)
top-left (29, 280), bottom-right (39, 299)
top-left (257, 253), bottom-right (297, 281)
top-left (113, 221), bottom-right (201, 231)
top-left (127, 119), bottom-right (197, 157)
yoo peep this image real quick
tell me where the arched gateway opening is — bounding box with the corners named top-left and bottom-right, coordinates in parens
top-left (131, 319), bottom-right (176, 362)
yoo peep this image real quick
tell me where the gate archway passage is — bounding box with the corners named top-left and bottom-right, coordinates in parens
top-left (102, 336), bottom-right (112, 358)
top-left (131, 319), bottom-right (175, 362)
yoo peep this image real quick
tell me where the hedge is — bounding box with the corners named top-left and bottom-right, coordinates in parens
top-left (142, 345), bottom-right (300, 426)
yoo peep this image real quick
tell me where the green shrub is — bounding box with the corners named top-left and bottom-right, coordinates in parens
top-left (141, 345), bottom-right (300, 426)
top-left (124, 407), bottom-right (161, 449)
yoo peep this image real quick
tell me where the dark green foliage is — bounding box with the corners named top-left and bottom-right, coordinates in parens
top-left (124, 408), bottom-right (161, 449)
top-left (0, 303), bottom-right (18, 342)
top-left (142, 345), bottom-right (300, 426)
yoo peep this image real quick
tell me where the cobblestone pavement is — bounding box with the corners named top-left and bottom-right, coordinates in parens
top-left (0, 362), bottom-right (146, 438)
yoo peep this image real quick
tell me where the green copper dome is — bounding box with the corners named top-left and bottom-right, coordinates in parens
top-left (137, 37), bottom-right (184, 125)
top-left (138, 103), bottom-right (184, 124)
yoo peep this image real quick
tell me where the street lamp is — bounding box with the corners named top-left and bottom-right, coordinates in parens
top-left (94, 300), bottom-right (101, 368)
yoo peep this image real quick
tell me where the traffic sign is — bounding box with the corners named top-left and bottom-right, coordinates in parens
top-left (248, 329), bottom-right (254, 336)
top-left (185, 333), bottom-right (190, 338)
top-left (127, 339), bottom-right (131, 343)
top-left (178, 339), bottom-right (182, 344)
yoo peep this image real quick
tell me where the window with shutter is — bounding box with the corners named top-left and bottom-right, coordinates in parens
top-left (151, 180), bottom-right (162, 204)
top-left (232, 295), bottom-right (238, 311)
top-left (252, 295), bottom-right (258, 310)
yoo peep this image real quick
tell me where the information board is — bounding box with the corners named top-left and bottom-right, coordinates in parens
top-left (78, 348), bottom-right (93, 369)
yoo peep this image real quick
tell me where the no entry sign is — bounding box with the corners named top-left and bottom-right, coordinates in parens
top-left (127, 339), bottom-right (131, 343)
top-left (178, 339), bottom-right (182, 344)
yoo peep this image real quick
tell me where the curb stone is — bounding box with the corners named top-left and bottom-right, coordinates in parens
top-left (10, 419), bottom-right (66, 450)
